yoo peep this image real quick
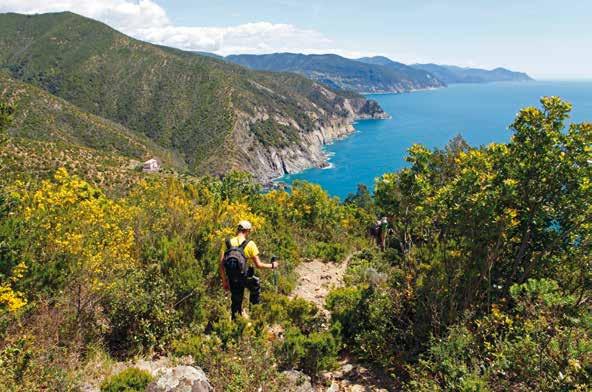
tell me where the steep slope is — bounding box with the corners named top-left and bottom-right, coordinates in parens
top-left (411, 63), bottom-right (533, 83)
top-left (0, 12), bottom-right (387, 181)
top-left (0, 138), bottom-right (148, 195)
top-left (226, 53), bottom-right (445, 93)
top-left (0, 72), bottom-right (184, 169)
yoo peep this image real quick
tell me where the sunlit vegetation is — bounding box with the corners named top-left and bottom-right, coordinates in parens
top-left (0, 96), bottom-right (590, 391)
top-left (0, 131), bottom-right (363, 389)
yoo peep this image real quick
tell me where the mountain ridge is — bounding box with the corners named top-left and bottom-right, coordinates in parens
top-left (226, 52), bottom-right (446, 93)
top-left (225, 53), bottom-right (533, 94)
top-left (411, 63), bottom-right (533, 84)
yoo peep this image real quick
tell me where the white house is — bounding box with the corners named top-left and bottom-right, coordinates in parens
top-left (142, 158), bottom-right (160, 173)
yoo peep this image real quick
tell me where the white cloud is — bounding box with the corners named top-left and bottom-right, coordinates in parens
top-left (0, 0), bottom-right (341, 55)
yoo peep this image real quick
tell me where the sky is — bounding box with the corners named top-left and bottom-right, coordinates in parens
top-left (1, 0), bottom-right (590, 79)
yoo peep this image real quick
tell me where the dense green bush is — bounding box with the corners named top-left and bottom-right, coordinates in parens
top-left (172, 333), bottom-right (223, 365)
top-left (103, 269), bottom-right (180, 356)
top-left (253, 293), bottom-right (324, 334)
top-left (303, 241), bottom-right (348, 262)
top-left (405, 279), bottom-right (592, 391)
top-left (327, 285), bottom-right (415, 369)
top-left (100, 368), bottom-right (153, 392)
top-left (275, 326), bottom-right (341, 378)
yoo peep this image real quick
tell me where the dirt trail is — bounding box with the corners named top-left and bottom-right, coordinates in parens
top-left (289, 258), bottom-right (349, 315)
top-left (290, 256), bottom-right (395, 392)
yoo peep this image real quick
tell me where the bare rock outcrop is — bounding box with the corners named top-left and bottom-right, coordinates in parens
top-left (146, 365), bottom-right (213, 392)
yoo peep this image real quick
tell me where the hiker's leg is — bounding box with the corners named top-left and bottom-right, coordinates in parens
top-left (245, 276), bottom-right (261, 305)
top-left (229, 279), bottom-right (245, 319)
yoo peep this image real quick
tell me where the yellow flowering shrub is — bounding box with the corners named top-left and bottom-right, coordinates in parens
top-left (0, 262), bottom-right (27, 313)
top-left (18, 168), bottom-right (136, 291)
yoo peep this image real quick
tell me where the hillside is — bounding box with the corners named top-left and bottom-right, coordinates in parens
top-left (0, 12), bottom-right (386, 181)
top-left (411, 63), bottom-right (533, 83)
top-left (226, 53), bottom-right (445, 93)
top-left (0, 72), bottom-right (185, 170)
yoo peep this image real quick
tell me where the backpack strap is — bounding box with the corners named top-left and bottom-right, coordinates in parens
top-left (239, 239), bottom-right (250, 250)
top-left (225, 237), bottom-right (232, 250)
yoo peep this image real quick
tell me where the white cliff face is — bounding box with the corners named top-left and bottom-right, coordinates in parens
top-left (227, 95), bottom-right (388, 182)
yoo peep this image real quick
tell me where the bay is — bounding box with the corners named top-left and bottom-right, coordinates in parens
top-left (281, 81), bottom-right (592, 199)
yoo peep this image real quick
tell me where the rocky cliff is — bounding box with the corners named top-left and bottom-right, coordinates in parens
top-left (215, 86), bottom-right (389, 182)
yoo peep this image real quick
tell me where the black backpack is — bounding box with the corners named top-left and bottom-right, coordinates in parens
top-left (223, 238), bottom-right (250, 281)
top-left (369, 223), bottom-right (380, 237)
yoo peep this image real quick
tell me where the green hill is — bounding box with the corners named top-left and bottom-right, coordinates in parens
top-left (226, 53), bottom-right (446, 93)
top-left (0, 72), bottom-right (185, 169)
top-left (0, 12), bottom-right (385, 180)
top-left (410, 63), bottom-right (533, 83)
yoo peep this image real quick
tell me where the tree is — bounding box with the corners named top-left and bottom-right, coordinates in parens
top-left (371, 97), bottom-right (592, 347)
top-left (344, 184), bottom-right (374, 213)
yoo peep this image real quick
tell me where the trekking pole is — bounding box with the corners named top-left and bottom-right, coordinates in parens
top-left (271, 255), bottom-right (279, 293)
top-left (174, 289), bottom-right (197, 308)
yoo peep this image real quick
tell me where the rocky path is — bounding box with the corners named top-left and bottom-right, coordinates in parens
top-left (290, 257), bottom-right (395, 392)
top-left (289, 258), bottom-right (349, 315)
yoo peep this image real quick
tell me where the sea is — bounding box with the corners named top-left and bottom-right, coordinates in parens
top-left (281, 81), bottom-right (592, 199)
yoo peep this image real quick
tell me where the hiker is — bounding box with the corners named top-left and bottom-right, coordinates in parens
top-left (379, 217), bottom-right (388, 251)
top-left (220, 220), bottom-right (279, 319)
top-left (370, 219), bottom-right (381, 246)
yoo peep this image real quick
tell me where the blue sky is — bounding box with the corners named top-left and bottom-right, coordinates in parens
top-left (2, 0), bottom-right (591, 79)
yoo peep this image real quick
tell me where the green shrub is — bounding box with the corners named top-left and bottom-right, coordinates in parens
top-left (327, 285), bottom-right (412, 369)
top-left (103, 269), bottom-right (180, 356)
top-left (300, 329), bottom-right (341, 377)
top-left (326, 286), bottom-right (364, 340)
top-left (172, 333), bottom-right (223, 365)
top-left (303, 241), bottom-right (348, 262)
top-left (255, 293), bottom-right (323, 334)
top-left (405, 280), bottom-right (592, 391)
top-left (275, 327), bottom-right (307, 369)
top-left (213, 337), bottom-right (289, 392)
top-left (100, 368), bottom-right (153, 392)
top-left (275, 326), bottom-right (340, 378)
top-left (341, 248), bottom-right (393, 287)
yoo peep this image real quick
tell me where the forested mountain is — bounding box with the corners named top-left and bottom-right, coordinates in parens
top-left (226, 53), bottom-right (446, 93)
top-left (411, 63), bottom-right (533, 83)
top-left (0, 12), bottom-right (386, 181)
top-left (356, 56), bottom-right (406, 67)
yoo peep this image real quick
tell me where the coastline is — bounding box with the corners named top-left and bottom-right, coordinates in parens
top-left (272, 80), bottom-right (591, 198)
top-left (359, 85), bottom-right (445, 95)
top-left (272, 87), bottom-right (449, 186)
top-left (270, 114), bottom-right (390, 186)
top-left (359, 80), bottom-right (535, 96)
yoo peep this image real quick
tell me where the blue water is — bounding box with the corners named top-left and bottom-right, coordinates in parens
top-left (282, 81), bottom-right (592, 199)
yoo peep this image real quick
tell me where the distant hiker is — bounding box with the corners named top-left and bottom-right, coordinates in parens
top-left (369, 219), bottom-right (381, 244)
top-left (220, 220), bottom-right (279, 319)
top-left (379, 217), bottom-right (389, 251)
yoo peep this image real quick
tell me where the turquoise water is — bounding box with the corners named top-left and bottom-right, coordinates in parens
top-left (282, 81), bottom-right (592, 199)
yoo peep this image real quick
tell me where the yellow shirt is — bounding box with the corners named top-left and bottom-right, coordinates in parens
top-left (222, 236), bottom-right (260, 261)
